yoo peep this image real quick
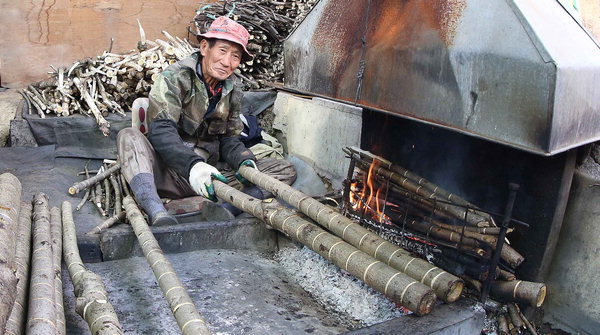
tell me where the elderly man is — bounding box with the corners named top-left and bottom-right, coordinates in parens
top-left (117, 16), bottom-right (294, 225)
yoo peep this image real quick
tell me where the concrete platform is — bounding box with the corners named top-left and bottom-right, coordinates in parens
top-left (63, 249), bottom-right (351, 334)
top-left (61, 217), bottom-right (485, 334)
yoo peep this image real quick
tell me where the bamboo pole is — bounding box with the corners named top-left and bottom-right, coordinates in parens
top-left (50, 207), bottom-right (66, 335)
top-left (62, 201), bottom-right (123, 334)
top-left (353, 158), bottom-right (490, 227)
top-left (103, 178), bottom-right (111, 215)
top-left (27, 194), bottom-right (56, 334)
top-left (214, 181), bottom-right (437, 315)
top-left (86, 212), bottom-right (126, 235)
top-left (0, 173), bottom-right (21, 334)
top-left (109, 174), bottom-right (122, 216)
top-left (237, 166), bottom-right (463, 302)
top-left (123, 196), bottom-right (211, 334)
top-left (490, 280), bottom-right (546, 307)
top-left (5, 202), bottom-right (32, 335)
top-left (346, 147), bottom-right (496, 226)
top-left (68, 163), bottom-right (121, 195)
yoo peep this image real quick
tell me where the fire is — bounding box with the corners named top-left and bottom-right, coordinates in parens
top-left (349, 160), bottom-right (392, 224)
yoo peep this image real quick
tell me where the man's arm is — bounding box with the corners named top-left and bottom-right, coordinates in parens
top-left (220, 135), bottom-right (255, 169)
top-left (147, 71), bottom-right (203, 179)
top-left (148, 119), bottom-right (203, 180)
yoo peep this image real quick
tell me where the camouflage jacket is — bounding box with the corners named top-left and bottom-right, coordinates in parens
top-left (147, 52), bottom-right (254, 179)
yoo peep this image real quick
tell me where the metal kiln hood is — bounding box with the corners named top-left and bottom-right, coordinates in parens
top-left (283, 0), bottom-right (600, 155)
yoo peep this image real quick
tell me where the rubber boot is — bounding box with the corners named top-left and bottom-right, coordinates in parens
top-left (129, 173), bottom-right (178, 226)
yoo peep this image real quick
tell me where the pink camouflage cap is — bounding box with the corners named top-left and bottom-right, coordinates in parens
top-left (199, 16), bottom-right (253, 61)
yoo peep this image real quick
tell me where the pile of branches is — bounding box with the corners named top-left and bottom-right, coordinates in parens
top-left (194, 0), bottom-right (318, 89)
top-left (68, 160), bottom-right (131, 235)
top-left (20, 29), bottom-right (197, 136)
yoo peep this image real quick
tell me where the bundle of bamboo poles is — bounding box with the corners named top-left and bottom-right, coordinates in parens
top-left (0, 172), bottom-right (123, 334)
top-left (20, 28), bottom-right (196, 135)
top-left (194, 0), bottom-right (317, 89)
top-left (213, 180), bottom-right (437, 315)
top-left (342, 147), bottom-right (547, 308)
top-left (68, 161), bottom-right (131, 232)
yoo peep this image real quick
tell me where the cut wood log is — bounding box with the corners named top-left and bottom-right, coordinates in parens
top-left (62, 201), bottom-right (123, 334)
top-left (491, 280), bottom-right (546, 307)
top-left (86, 212), bottom-right (126, 235)
top-left (72, 77), bottom-right (110, 136)
top-left (0, 173), bottom-right (21, 334)
top-left (4, 201), bottom-right (30, 335)
top-left (109, 174), bottom-right (122, 216)
top-left (69, 163), bottom-right (121, 195)
top-left (123, 196), bottom-right (211, 334)
top-left (238, 166), bottom-right (463, 303)
top-left (214, 181), bottom-right (437, 315)
top-left (50, 207), bottom-right (66, 335)
top-left (27, 193), bottom-right (56, 334)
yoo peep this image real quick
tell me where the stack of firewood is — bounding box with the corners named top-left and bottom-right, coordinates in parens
top-left (194, 0), bottom-right (318, 89)
top-left (20, 29), bottom-right (196, 136)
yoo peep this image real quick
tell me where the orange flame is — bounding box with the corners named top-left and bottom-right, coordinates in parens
top-left (349, 160), bottom-right (391, 224)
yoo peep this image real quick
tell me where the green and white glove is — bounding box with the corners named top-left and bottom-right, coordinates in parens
top-left (235, 159), bottom-right (258, 186)
top-left (189, 162), bottom-right (228, 201)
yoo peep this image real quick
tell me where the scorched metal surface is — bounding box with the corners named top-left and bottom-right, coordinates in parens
top-left (284, 0), bottom-right (600, 155)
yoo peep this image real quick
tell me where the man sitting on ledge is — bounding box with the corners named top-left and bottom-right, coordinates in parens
top-left (117, 16), bottom-right (295, 225)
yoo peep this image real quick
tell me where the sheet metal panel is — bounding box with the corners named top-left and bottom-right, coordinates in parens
top-left (284, 0), bottom-right (600, 155)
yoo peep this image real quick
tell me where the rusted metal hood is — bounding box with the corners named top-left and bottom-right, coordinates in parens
top-left (284, 0), bottom-right (600, 155)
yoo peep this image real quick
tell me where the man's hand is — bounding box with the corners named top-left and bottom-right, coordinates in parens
top-left (189, 162), bottom-right (227, 201)
top-left (235, 159), bottom-right (258, 186)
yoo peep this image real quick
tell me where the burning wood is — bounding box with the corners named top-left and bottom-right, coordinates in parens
top-left (194, 0), bottom-right (317, 89)
top-left (345, 147), bottom-right (494, 227)
top-left (341, 147), bottom-right (546, 308)
top-left (20, 30), bottom-right (196, 135)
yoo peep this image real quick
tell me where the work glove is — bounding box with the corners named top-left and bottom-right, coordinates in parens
top-left (189, 162), bottom-right (228, 201)
top-left (235, 159), bottom-right (258, 186)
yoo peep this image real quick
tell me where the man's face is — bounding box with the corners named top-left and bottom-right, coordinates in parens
top-left (200, 39), bottom-right (243, 81)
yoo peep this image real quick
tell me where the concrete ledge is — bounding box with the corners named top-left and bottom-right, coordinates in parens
top-left (345, 299), bottom-right (485, 335)
top-left (98, 218), bottom-right (278, 261)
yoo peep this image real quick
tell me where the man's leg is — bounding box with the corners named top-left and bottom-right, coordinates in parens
top-left (117, 127), bottom-right (181, 225)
